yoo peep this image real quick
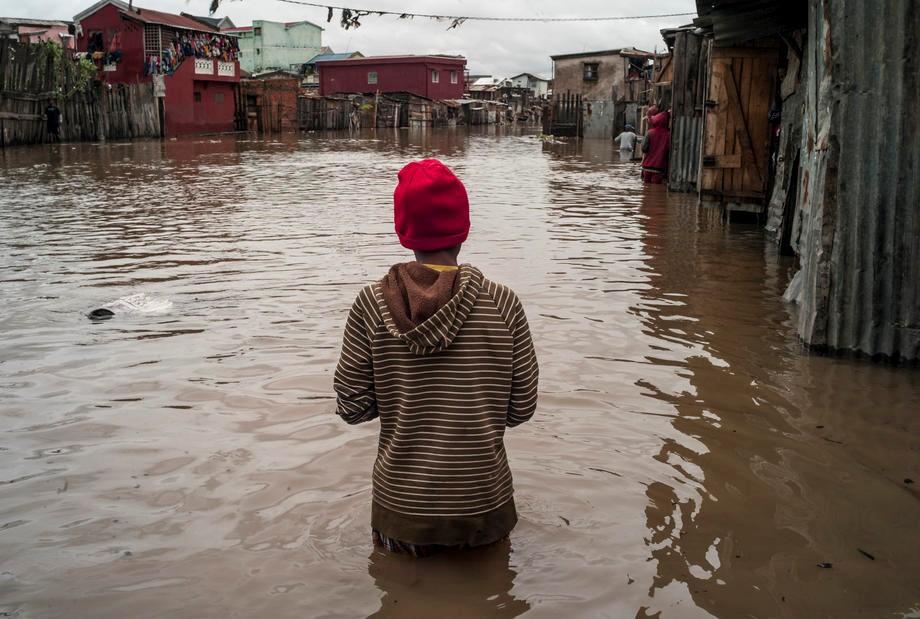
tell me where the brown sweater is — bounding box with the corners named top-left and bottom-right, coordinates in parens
top-left (333, 263), bottom-right (539, 546)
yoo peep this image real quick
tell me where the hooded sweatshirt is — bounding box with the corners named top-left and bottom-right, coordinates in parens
top-left (333, 263), bottom-right (539, 546)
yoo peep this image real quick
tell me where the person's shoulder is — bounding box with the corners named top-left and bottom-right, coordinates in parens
top-left (480, 275), bottom-right (523, 308)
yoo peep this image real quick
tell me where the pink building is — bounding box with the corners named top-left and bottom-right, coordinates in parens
top-left (319, 55), bottom-right (466, 99)
top-left (0, 18), bottom-right (75, 49)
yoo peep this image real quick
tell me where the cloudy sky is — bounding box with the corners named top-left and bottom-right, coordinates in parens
top-left (11, 0), bottom-right (697, 76)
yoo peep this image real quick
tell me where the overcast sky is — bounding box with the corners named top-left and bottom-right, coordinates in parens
top-left (10, 0), bottom-right (697, 76)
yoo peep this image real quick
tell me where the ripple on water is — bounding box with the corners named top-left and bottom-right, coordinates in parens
top-left (0, 129), bottom-right (918, 618)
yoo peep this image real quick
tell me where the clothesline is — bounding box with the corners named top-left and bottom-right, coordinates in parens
top-left (208, 0), bottom-right (696, 30)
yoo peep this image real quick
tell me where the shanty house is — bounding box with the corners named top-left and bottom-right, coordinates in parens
top-left (74, 0), bottom-right (241, 136)
top-left (319, 55), bottom-right (466, 99)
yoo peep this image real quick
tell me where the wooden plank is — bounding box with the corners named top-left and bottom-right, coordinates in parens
top-left (724, 60), bottom-right (764, 187)
top-left (702, 153), bottom-right (742, 168)
top-left (747, 55), bottom-right (775, 194)
top-left (722, 58), bottom-right (737, 195)
top-left (737, 56), bottom-right (753, 194)
top-left (700, 55), bottom-right (724, 193)
top-left (0, 111), bottom-right (41, 120)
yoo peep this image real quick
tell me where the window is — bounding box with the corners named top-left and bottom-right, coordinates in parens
top-left (368, 71), bottom-right (378, 85)
top-left (450, 70), bottom-right (458, 84)
top-left (583, 62), bottom-right (599, 82)
top-left (253, 27), bottom-right (262, 36)
top-left (431, 69), bottom-right (439, 84)
top-left (194, 91), bottom-right (202, 103)
top-left (214, 92), bottom-right (225, 104)
top-left (88, 31), bottom-right (104, 53)
top-left (143, 25), bottom-right (160, 56)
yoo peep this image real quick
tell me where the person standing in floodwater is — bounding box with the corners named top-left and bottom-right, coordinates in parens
top-left (614, 124), bottom-right (640, 161)
top-left (333, 159), bottom-right (539, 557)
top-left (44, 100), bottom-right (62, 142)
top-left (642, 109), bottom-right (671, 184)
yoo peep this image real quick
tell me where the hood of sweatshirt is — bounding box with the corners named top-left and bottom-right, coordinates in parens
top-left (377, 262), bottom-right (483, 355)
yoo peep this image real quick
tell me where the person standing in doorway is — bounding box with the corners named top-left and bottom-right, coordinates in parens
top-left (44, 100), bottom-right (62, 142)
top-left (614, 124), bottom-right (640, 161)
top-left (642, 109), bottom-right (671, 184)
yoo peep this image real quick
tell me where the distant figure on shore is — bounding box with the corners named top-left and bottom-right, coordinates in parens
top-left (333, 159), bottom-right (539, 558)
top-left (642, 110), bottom-right (671, 184)
top-left (614, 124), bottom-right (640, 161)
top-left (44, 100), bottom-right (62, 142)
top-left (87, 293), bottom-right (173, 320)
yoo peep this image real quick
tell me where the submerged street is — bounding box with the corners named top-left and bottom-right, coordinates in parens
top-left (0, 129), bottom-right (918, 618)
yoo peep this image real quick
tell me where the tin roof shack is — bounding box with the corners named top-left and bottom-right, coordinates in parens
top-left (0, 18), bottom-right (75, 50)
top-left (660, 25), bottom-right (711, 193)
top-left (699, 0), bottom-right (920, 361)
top-left (223, 20), bottom-right (323, 75)
top-left (550, 48), bottom-right (662, 138)
top-left (694, 0), bottom-right (806, 216)
top-left (74, 0), bottom-right (241, 137)
top-left (319, 55), bottom-right (466, 99)
top-left (468, 76), bottom-right (500, 101)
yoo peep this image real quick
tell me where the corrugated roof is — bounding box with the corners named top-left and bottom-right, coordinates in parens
top-left (307, 52), bottom-right (359, 63)
top-left (120, 7), bottom-right (218, 32)
top-left (316, 54), bottom-right (466, 67)
top-left (695, 0), bottom-right (806, 44)
top-left (0, 17), bottom-right (72, 27)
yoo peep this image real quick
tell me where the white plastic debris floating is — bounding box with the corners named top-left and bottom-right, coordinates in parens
top-left (88, 293), bottom-right (173, 320)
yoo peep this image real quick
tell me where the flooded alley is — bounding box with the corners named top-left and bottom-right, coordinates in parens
top-left (0, 129), bottom-right (918, 618)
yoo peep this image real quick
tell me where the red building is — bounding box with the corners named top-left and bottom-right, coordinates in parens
top-left (319, 55), bottom-right (466, 99)
top-left (73, 0), bottom-right (240, 136)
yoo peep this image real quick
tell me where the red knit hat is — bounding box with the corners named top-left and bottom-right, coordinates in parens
top-left (394, 159), bottom-right (470, 251)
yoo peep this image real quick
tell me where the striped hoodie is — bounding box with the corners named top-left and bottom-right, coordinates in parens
top-left (333, 263), bottom-right (539, 546)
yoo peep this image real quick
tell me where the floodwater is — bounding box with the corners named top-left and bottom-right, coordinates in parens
top-left (0, 129), bottom-right (918, 619)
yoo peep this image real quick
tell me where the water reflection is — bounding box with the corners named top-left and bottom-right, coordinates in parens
top-left (0, 130), bottom-right (917, 618)
top-left (367, 540), bottom-right (529, 617)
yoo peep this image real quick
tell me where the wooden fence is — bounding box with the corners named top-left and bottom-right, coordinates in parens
top-left (543, 91), bottom-right (583, 137)
top-left (298, 96), bottom-right (354, 131)
top-left (0, 40), bottom-right (160, 147)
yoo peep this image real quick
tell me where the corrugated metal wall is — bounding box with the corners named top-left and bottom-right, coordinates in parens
top-left (789, 0), bottom-right (920, 361)
top-left (667, 31), bottom-right (709, 193)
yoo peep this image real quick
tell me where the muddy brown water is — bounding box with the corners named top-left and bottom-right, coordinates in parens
top-left (0, 130), bottom-right (918, 619)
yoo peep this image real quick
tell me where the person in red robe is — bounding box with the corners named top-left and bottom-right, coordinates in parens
top-left (641, 110), bottom-right (671, 184)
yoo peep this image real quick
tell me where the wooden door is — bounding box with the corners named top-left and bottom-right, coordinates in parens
top-left (700, 47), bottom-right (779, 207)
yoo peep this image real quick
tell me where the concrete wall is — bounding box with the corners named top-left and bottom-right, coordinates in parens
top-left (552, 54), bottom-right (626, 101)
top-left (786, 0), bottom-right (920, 361)
top-left (163, 59), bottom-right (238, 136)
top-left (235, 21), bottom-right (322, 74)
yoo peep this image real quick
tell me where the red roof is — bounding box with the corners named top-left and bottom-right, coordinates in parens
top-left (120, 6), bottom-right (218, 32)
top-left (319, 55), bottom-right (466, 67)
